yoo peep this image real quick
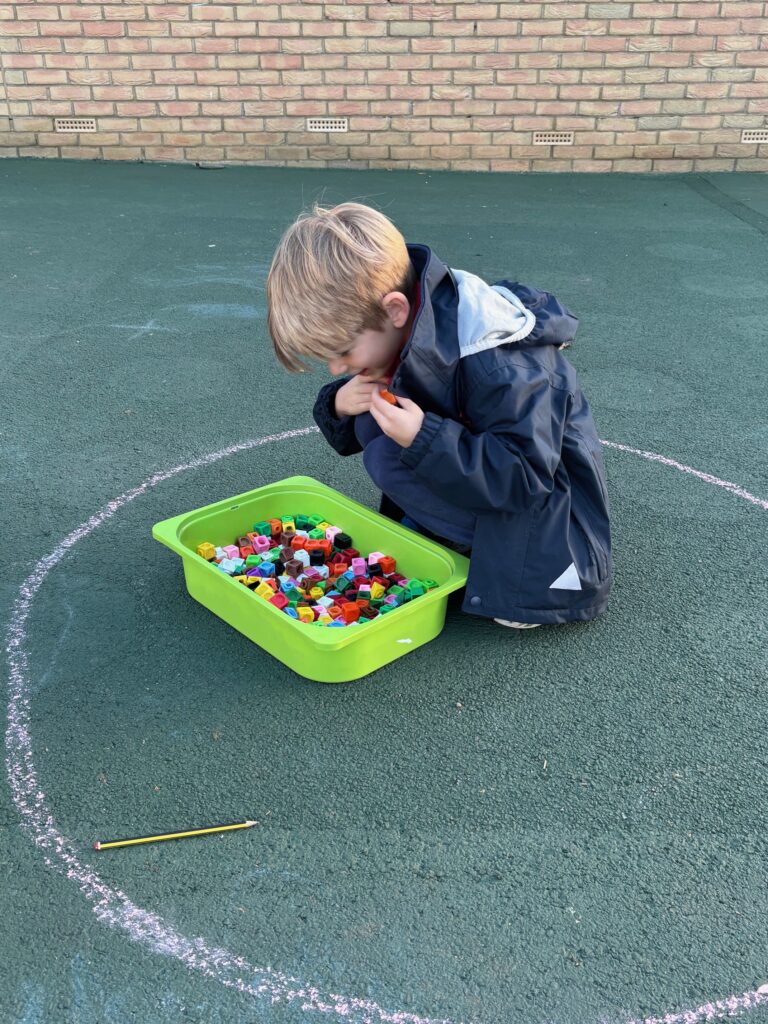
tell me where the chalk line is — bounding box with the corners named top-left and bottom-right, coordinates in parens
top-left (599, 441), bottom-right (768, 512)
top-left (4, 428), bottom-right (768, 1024)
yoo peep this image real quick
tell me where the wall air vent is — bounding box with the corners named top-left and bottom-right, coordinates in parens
top-left (55, 118), bottom-right (97, 133)
top-left (741, 129), bottom-right (768, 144)
top-left (533, 131), bottom-right (574, 146)
top-left (306, 118), bottom-right (348, 133)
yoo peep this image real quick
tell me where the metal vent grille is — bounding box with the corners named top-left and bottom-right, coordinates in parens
top-left (306, 117), bottom-right (348, 133)
top-left (533, 131), bottom-right (574, 146)
top-left (741, 129), bottom-right (768, 144)
top-left (55, 118), bottom-right (97, 133)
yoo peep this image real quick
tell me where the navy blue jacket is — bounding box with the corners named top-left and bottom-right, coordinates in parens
top-left (313, 244), bottom-right (612, 624)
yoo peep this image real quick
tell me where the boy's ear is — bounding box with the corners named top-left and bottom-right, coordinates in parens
top-left (381, 291), bottom-right (410, 329)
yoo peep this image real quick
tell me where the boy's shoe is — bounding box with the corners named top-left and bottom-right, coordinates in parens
top-left (494, 618), bottom-right (541, 629)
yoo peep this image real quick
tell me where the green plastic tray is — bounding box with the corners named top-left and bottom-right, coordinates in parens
top-left (152, 475), bottom-right (469, 683)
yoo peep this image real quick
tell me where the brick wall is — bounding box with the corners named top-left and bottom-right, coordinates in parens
top-left (0, 2), bottom-right (766, 172)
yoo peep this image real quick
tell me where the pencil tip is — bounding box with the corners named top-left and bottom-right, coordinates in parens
top-left (245, 820), bottom-right (258, 827)
top-left (93, 842), bottom-right (101, 850)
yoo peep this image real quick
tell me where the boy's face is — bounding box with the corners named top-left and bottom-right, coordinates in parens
top-left (326, 291), bottom-right (410, 382)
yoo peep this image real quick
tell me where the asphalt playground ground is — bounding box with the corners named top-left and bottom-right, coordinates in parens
top-left (1, 159), bottom-right (767, 1024)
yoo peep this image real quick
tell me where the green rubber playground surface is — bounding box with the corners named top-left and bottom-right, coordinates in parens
top-left (1, 159), bottom-right (767, 1024)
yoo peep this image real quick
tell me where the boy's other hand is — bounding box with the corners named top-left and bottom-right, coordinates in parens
top-left (369, 388), bottom-right (424, 448)
top-left (334, 374), bottom-right (380, 417)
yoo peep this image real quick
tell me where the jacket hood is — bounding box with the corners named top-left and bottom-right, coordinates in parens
top-left (402, 244), bottom-right (577, 363)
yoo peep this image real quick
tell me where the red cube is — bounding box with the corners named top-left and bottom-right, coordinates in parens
top-left (341, 603), bottom-right (360, 623)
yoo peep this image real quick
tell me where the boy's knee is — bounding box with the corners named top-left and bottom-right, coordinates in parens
top-left (362, 434), bottom-right (404, 493)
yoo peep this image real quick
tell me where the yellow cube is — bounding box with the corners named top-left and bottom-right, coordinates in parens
top-left (197, 542), bottom-right (216, 560)
top-left (280, 516), bottom-right (296, 532)
top-left (371, 582), bottom-right (386, 599)
top-left (309, 586), bottom-right (324, 600)
top-left (317, 613), bottom-right (332, 625)
top-left (297, 607), bottom-right (315, 623)
top-left (316, 521), bottom-right (331, 532)
top-left (255, 582), bottom-right (274, 600)
top-left (235, 575), bottom-right (249, 586)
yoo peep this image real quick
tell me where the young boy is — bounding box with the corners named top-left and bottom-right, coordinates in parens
top-left (267, 202), bottom-right (611, 628)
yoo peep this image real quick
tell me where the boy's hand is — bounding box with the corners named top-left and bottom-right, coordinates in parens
top-left (334, 374), bottom-right (380, 417)
top-left (369, 388), bottom-right (424, 448)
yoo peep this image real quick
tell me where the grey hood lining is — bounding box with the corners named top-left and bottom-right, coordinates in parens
top-left (452, 269), bottom-right (536, 357)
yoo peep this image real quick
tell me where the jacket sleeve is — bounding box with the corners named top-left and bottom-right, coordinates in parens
top-left (312, 378), bottom-right (363, 457)
top-left (495, 280), bottom-right (579, 347)
top-left (399, 362), bottom-right (567, 515)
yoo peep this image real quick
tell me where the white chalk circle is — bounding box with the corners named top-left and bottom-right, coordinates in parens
top-left (5, 427), bottom-right (768, 1024)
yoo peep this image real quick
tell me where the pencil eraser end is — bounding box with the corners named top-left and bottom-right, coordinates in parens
top-left (93, 841), bottom-right (101, 850)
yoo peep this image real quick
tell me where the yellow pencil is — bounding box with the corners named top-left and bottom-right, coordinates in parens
top-left (93, 819), bottom-right (258, 851)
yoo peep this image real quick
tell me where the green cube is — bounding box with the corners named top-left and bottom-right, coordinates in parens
top-left (253, 520), bottom-right (272, 536)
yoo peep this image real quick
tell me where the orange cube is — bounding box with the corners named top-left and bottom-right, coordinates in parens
top-left (341, 603), bottom-right (360, 624)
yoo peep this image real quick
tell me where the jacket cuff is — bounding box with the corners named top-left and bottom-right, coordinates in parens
top-left (312, 379), bottom-right (362, 457)
top-left (399, 411), bottom-right (443, 469)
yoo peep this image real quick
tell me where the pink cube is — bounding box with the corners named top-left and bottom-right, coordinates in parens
top-left (223, 545), bottom-right (239, 560)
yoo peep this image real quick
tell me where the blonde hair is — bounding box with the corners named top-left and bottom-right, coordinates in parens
top-left (267, 202), bottom-right (415, 372)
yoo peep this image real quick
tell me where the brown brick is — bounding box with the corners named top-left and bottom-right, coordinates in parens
top-left (671, 36), bottom-right (715, 52)
top-left (322, 4), bottom-right (367, 19)
top-left (83, 23), bottom-right (126, 37)
top-left (93, 86), bottom-right (133, 100)
top-left (143, 146), bottom-right (185, 159)
top-left (150, 5), bottom-right (189, 20)
top-left (117, 102), bottom-right (157, 116)
top-left (101, 6), bottom-right (143, 20)
top-left (653, 19), bottom-right (695, 34)
top-left (170, 24), bottom-right (213, 39)
top-left (565, 19), bottom-right (606, 35)
top-left (718, 35), bottom-right (760, 52)
top-left (104, 148), bottom-right (145, 160)
top-left (35, 23), bottom-right (77, 37)
top-left (58, 5), bottom-right (103, 20)
top-left (193, 6), bottom-right (236, 21)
